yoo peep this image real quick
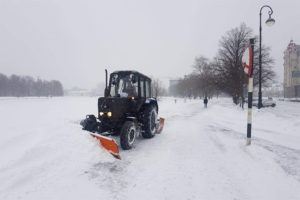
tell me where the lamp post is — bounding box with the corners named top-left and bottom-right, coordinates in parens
top-left (258, 5), bottom-right (275, 109)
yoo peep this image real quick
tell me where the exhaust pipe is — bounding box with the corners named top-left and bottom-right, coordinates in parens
top-left (104, 69), bottom-right (109, 97)
top-left (105, 69), bottom-right (108, 89)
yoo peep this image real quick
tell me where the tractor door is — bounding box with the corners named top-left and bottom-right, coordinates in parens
top-left (145, 79), bottom-right (151, 98)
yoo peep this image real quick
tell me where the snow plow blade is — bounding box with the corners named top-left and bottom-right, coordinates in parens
top-left (90, 133), bottom-right (121, 159)
top-left (157, 118), bottom-right (165, 134)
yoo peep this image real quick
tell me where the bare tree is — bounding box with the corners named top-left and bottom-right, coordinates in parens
top-left (0, 73), bottom-right (64, 97)
top-left (152, 78), bottom-right (166, 99)
top-left (213, 23), bottom-right (275, 104)
top-left (193, 56), bottom-right (219, 98)
top-left (169, 56), bottom-right (220, 98)
top-left (169, 23), bottom-right (274, 102)
top-left (0, 73), bottom-right (9, 96)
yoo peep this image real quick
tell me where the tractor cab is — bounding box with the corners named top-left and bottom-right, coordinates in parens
top-left (107, 71), bottom-right (151, 99)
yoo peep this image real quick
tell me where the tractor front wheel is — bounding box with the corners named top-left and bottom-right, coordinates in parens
top-left (120, 121), bottom-right (136, 150)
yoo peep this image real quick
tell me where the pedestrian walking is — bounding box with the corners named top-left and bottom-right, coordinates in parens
top-left (204, 97), bottom-right (208, 108)
top-left (240, 97), bottom-right (245, 110)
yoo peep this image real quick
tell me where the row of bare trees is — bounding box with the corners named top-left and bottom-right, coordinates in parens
top-left (170, 24), bottom-right (275, 104)
top-left (0, 73), bottom-right (64, 97)
top-left (152, 78), bottom-right (167, 99)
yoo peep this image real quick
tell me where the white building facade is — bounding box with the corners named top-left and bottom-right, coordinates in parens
top-left (283, 40), bottom-right (300, 98)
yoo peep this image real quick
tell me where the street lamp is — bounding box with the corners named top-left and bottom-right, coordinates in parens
top-left (258, 5), bottom-right (275, 109)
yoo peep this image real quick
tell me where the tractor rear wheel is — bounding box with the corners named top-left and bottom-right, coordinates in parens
top-left (120, 121), bottom-right (136, 150)
top-left (142, 105), bottom-right (157, 138)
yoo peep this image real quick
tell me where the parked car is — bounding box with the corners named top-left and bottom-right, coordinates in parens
top-left (252, 97), bottom-right (276, 107)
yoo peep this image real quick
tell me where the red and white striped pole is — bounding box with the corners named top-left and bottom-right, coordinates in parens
top-left (246, 39), bottom-right (255, 145)
top-left (242, 38), bottom-right (255, 145)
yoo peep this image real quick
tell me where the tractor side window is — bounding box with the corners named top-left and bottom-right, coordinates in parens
top-left (140, 78), bottom-right (145, 97)
top-left (110, 74), bottom-right (118, 97)
top-left (145, 80), bottom-right (150, 98)
top-left (110, 83), bottom-right (116, 97)
top-left (118, 79), bottom-right (127, 97)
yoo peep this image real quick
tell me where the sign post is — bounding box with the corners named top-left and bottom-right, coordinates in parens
top-left (242, 38), bottom-right (255, 145)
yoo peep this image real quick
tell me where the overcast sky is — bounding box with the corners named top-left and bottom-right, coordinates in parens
top-left (1, 0), bottom-right (299, 89)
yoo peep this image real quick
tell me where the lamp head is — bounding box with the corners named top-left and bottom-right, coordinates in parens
top-left (265, 14), bottom-right (275, 26)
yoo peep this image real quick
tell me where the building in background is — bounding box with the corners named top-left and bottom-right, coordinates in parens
top-left (64, 87), bottom-right (90, 96)
top-left (168, 79), bottom-right (180, 96)
top-left (262, 83), bottom-right (284, 98)
top-left (169, 80), bottom-right (180, 87)
top-left (283, 40), bottom-right (300, 98)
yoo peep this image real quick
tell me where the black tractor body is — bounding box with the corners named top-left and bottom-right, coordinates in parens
top-left (81, 70), bottom-right (162, 150)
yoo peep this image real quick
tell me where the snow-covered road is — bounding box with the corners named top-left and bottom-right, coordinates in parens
top-left (0, 97), bottom-right (299, 200)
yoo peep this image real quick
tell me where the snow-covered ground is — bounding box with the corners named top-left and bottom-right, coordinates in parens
top-left (0, 97), bottom-right (299, 200)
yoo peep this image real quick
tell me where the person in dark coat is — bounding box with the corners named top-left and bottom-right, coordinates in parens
top-left (124, 81), bottom-right (137, 97)
top-left (204, 97), bottom-right (208, 108)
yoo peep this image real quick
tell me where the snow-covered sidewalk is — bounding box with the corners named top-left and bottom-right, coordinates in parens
top-left (0, 97), bottom-right (299, 200)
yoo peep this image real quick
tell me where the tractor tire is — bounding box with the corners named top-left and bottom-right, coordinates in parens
top-left (120, 121), bottom-right (136, 150)
top-left (141, 105), bottom-right (157, 138)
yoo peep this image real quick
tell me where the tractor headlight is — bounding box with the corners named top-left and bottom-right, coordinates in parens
top-left (99, 112), bottom-right (104, 116)
top-left (107, 112), bottom-right (112, 117)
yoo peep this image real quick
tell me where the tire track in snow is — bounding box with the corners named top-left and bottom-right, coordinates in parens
top-left (84, 101), bottom-right (207, 200)
top-left (79, 98), bottom-right (300, 199)
top-left (255, 139), bottom-right (300, 183)
top-left (206, 123), bottom-right (300, 184)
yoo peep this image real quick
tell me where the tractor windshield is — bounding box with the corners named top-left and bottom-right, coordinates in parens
top-left (110, 73), bottom-right (138, 98)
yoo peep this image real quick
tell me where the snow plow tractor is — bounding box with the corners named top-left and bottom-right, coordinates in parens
top-left (80, 70), bottom-right (165, 159)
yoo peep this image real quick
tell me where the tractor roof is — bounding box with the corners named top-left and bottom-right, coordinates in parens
top-left (111, 70), bottom-right (151, 81)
